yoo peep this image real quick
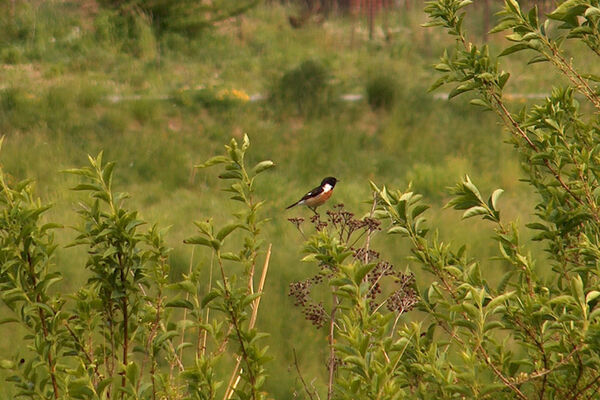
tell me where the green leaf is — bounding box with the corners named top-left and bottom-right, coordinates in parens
top-left (216, 224), bottom-right (241, 241)
top-left (483, 321), bottom-right (505, 331)
top-left (487, 291), bottom-right (515, 310)
top-left (429, 76), bottom-right (449, 92)
top-left (387, 226), bottom-right (409, 236)
top-left (168, 280), bottom-right (197, 295)
top-left (586, 291), bottom-right (600, 304)
top-left (354, 263), bottom-right (376, 284)
top-left (102, 161), bottom-right (115, 188)
top-left (252, 160), bottom-right (275, 175)
top-left (528, 5), bottom-right (539, 27)
top-left (126, 362), bottom-right (139, 386)
top-left (449, 82), bottom-right (480, 99)
top-left (490, 19), bottom-right (516, 33)
top-left (72, 183), bottom-right (102, 192)
top-left (184, 235), bottom-right (213, 247)
top-left (506, 0), bottom-right (522, 14)
top-left (196, 155), bottom-right (229, 168)
top-left (301, 254), bottom-right (318, 262)
top-left (585, 6), bottom-right (600, 17)
top-left (490, 188), bottom-right (504, 210)
top-left (499, 43), bottom-right (530, 57)
top-left (96, 378), bottom-right (114, 396)
top-left (571, 275), bottom-right (585, 305)
top-left (411, 204), bottom-right (430, 219)
top-left (221, 252), bottom-right (241, 261)
top-left (165, 299), bottom-right (195, 309)
top-left (0, 317), bottom-right (19, 325)
top-left (549, 0), bottom-right (587, 21)
top-left (219, 170), bottom-right (243, 180)
top-left (463, 206), bottom-right (489, 219)
top-left (457, 0), bottom-right (472, 9)
top-left (202, 291), bottom-right (220, 308)
top-left (549, 295), bottom-right (576, 305)
top-left (498, 72), bottom-right (510, 89)
top-left (470, 98), bottom-right (491, 109)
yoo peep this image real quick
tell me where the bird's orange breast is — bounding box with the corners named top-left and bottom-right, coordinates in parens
top-left (304, 190), bottom-right (333, 207)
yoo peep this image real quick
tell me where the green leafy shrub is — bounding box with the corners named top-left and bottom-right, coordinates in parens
top-left (271, 59), bottom-right (333, 117)
top-left (0, 46), bottom-right (24, 64)
top-left (366, 74), bottom-right (398, 110)
top-left (338, 0), bottom-right (600, 398)
top-left (93, 10), bottom-right (157, 59)
top-left (0, 136), bottom-right (275, 399)
top-left (287, 204), bottom-right (418, 400)
top-left (97, 0), bottom-right (260, 37)
top-left (0, 87), bottom-right (38, 131)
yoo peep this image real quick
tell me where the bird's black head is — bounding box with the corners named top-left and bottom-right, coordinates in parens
top-left (321, 177), bottom-right (338, 188)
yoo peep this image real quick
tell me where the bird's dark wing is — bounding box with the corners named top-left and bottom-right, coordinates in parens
top-left (299, 185), bottom-right (324, 202)
top-left (286, 185), bottom-right (324, 209)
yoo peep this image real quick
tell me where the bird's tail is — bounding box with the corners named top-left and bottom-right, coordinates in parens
top-left (286, 201), bottom-right (299, 210)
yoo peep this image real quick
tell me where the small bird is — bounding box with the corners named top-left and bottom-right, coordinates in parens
top-left (286, 177), bottom-right (338, 214)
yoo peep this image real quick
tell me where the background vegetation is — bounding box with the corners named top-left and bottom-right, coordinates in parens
top-left (1, 0), bottom-right (598, 398)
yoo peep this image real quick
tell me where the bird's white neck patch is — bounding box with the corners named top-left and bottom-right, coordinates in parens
top-left (323, 183), bottom-right (333, 193)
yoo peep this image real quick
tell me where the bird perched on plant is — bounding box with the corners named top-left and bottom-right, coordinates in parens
top-left (286, 177), bottom-right (338, 214)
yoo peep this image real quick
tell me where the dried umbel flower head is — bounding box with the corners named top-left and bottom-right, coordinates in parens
top-left (353, 247), bottom-right (380, 263)
top-left (288, 279), bottom-right (313, 307)
top-left (303, 302), bottom-right (326, 328)
top-left (363, 217), bottom-right (381, 232)
top-left (387, 287), bottom-right (418, 313)
top-left (310, 214), bottom-right (328, 231)
top-left (366, 261), bottom-right (394, 300)
top-left (386, 272), bottom-right (418, 313)
top-left (395, 271), bottom-right (416, 288)
top-left (288, 217), bottom-right (305, 230)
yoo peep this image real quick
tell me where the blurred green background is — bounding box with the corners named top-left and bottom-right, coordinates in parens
top-left (0, 0), bottom-right (583, 397)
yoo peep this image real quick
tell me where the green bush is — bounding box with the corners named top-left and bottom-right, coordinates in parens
top-left (271, 59), bottom-right (333, 116)
top-left (93, 10), bottom-right (157, 59)
top-left (366, 74), bottom-right (398, 110)
top-left (97, 0), bottom-right (260, 37)
top-left (0, 46), bottom-right (24, 64)
top-left (0, 136), bottom-right (275, 400)
top-left (350, 0), bottom-right (600, 398)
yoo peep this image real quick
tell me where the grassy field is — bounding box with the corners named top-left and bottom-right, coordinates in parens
top-left (0, 0), bottom-right (589, 397)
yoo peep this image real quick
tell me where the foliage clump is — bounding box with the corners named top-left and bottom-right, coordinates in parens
top-left (0, 136), bottom-right (275, 400)
top-left (96, 0), bottom-right (260, 36)
top-left (288, 203), bottom-right (418, 400)
top-left (272, 59), bottom-right (333, 117)
top-left (366, 74), bottom-right (398, 110)
top-left (344, 0), bottom-right (600, 398)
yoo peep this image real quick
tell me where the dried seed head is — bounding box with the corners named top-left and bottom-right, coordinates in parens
top-left (386, 287), bottom-right (418, 313)
top-left (353, 247), bottom-right (380, 262)
top-left (363, 217), bottom-right (381, 232)
top-left (288, 279), bottom-right (313, 307)
top-left (302, 302), bottom-right (326, 328)
top-left (288, 217), bottom-right (305, 230)
top-left (309, 214), bottom-right (328, 231)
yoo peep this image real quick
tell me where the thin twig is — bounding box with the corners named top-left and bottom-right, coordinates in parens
top-left (224, 358), bottom-right (243, 400)
top-left (327, 291), bottom-right (339, 400)
top-left (251, 244), bottom-right (271, 327)
top-left (293, 348), bottom-right (316, 400)
top-left (363, 192), bottom-right (378, 263)
top-left (201, 251), bottom-right (214, 358)
top-left (225, 244), bottom-right (272, 400)
top-left (179, 247), bottom-right (195, 362)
